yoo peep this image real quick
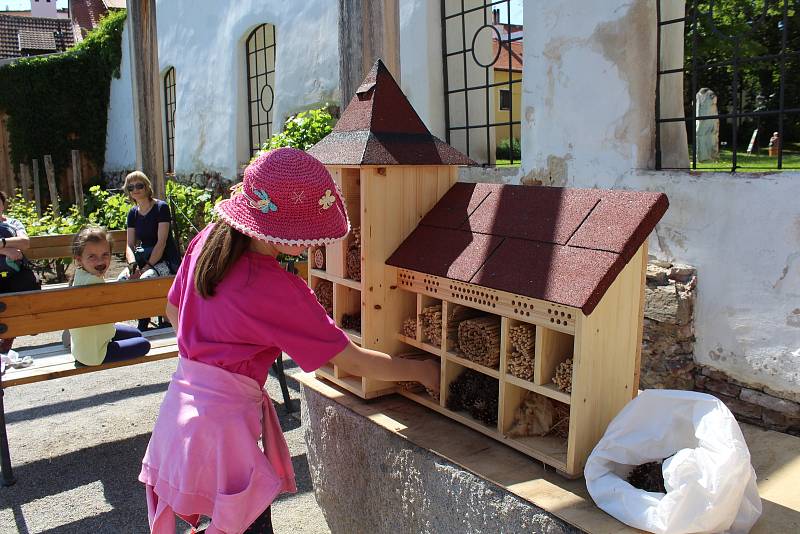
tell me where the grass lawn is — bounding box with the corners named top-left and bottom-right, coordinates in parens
top-left (690, 143), bottom-right (800, 171)
top-left (494, 159), bottom-right (521, 167)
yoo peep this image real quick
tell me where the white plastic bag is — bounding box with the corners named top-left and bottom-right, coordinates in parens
top-left (584, 390), bottom-right (762, 534)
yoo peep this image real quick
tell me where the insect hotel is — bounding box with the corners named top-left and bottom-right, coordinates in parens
top-left (306, 60), bottom-right (669, 477)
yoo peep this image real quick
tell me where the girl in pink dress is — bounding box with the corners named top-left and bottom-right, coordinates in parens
top-left (139, 148), bottom-right (439, 534)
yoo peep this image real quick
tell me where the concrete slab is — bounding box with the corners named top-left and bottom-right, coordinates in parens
top-left (299, 373), bottom-right (800, 534)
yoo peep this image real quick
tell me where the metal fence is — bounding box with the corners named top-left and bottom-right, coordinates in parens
top-left (656, 0), bottom-right (799, 171)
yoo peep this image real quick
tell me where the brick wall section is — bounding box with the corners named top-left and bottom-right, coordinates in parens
top-left (643, 259), bottom-right (800, 436)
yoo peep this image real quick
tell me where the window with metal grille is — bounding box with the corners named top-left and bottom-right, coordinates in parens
top-left (656, 1), bottom-right (800, 172)
top-left (163, 67), bottom-right (176, 173)
top-left (245, 24), bottom-right (277, 158)
top-left (441, 0), bottom-right (523, 166)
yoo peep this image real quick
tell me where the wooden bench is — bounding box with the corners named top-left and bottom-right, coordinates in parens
top-left (0, 276), bottom-right (178, 486)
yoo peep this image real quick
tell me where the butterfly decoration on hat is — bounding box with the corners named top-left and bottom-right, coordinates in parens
top-left (230, 183), bottom-right (279, 214)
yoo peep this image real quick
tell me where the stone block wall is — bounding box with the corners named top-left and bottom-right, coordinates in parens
top-left (642, 259), bottom-right (800, 436)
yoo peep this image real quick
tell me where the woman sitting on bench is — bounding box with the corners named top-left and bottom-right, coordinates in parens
top-left (117, 171), bottom-right (181, 331)
top-left (70, 226), bottom-right (151, 366)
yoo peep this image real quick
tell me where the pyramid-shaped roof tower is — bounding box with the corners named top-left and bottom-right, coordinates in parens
top-left (308, 59), bottom-right (475, 166)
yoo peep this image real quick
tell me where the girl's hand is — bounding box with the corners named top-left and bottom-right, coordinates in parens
top-left (418, 359), bottom-right (441, 397)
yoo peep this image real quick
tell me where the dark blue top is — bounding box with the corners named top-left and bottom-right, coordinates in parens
top-left (126, 200), bottom-right (180, 265)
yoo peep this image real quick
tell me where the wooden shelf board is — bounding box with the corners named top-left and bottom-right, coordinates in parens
top-left (504, 373), bottom-right (537, 393)
top-left (535, 383), bottom-right (572, 405)
top-left (310, 269), bottom-right (362, 291)
top-left (395, 334), bottom-right (441, 357)
top-left (397, 388), bottom-right (441, 411)
top-left (442, 407), bottom-right (500, 439)
top-left (502, 435), bottom-right (568, 471)
top-left (445, 351), bottom-right (501, 379)
top-left (315, 365), bottom-right (366, 397)
top-left (343, 329), bottom-right (363, 345)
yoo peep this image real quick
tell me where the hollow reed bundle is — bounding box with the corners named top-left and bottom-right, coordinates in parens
top-left (346, 227), bottom-right (361, 281)
top-left (507, 351), bottom-right (535, 381)
top-left (401, 317), bottom-right (417, 339)
top-left (553, 358), bottom-right (573, 393)
top-left (509, 324), bottom-right (535, 353)
top-left (446, 369), bottom-right (498, 426)
top-left (312, 247), bottom-right (325, 270)
top-left (419, 304), bottom-right (443, 346)
top-left (314, 280), bottom-right (333, 316)
top-left (457, 316), bottom-right (501, 368)
top-left (507, 323), bottom-right (535, 380)
top-left (395, 351), bottom-right (439, 401)
top-left (507, 391), bottom-right (570, 439)
top-left (341, 312), bottom-right (361, 333)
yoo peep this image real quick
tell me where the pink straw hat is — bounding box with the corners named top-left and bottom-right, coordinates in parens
top-left (215, 147), bottom-right (350, 246)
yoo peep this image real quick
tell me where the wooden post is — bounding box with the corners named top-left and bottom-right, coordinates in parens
top-left (32, 159), bottom-right (42, 216)
top-left (43, 155), bottom-right (59, 218)
top-left (71, 150), bottom-right (84, 215)
top-left (127, 0), bottom-right (165, 199)
top-left (19, 164), bottom-right (31, 201)
top-left (338, 0), bottom-right (400, 109)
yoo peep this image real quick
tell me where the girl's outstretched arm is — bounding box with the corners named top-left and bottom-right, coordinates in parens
top-left (331, 342), bottom-right (440, 396)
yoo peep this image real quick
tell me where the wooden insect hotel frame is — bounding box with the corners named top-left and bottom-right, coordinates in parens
top-left (307, 60), bottom-right (669, 477)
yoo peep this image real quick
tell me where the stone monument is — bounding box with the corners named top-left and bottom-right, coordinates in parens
top-left (695, 88), bottom-right (719, 162)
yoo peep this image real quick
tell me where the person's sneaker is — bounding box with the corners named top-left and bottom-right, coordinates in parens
top-left (62, 329), bottom-right (71, 350)
top-left (138, 318), bottom-right (152, 332)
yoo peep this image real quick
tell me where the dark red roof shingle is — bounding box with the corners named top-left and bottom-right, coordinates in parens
top-left (0, 14), bottom-right (74, 59)
top-left (308, 59), bottom-right (475, 166)
top-left (387, 183), bottom-right (669, 315)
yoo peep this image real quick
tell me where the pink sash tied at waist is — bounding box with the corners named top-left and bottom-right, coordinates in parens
top-left (139, 357), bottom-right (296, 534)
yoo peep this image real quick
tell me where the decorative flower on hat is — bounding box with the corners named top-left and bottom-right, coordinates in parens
top-left (248, 188), bottom-right (278, 213)
top-left (319, 189), bottom-right (336, 210)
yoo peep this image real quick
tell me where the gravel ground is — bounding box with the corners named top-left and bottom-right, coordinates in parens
top-left (0, 331), bottom-right (331, 534)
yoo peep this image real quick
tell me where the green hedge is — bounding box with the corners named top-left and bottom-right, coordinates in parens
top-left (0, 10), bottom-right (126, 175)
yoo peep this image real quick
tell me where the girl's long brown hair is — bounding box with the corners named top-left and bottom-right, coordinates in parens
top-left (194, 221), bottom-right (251, 298)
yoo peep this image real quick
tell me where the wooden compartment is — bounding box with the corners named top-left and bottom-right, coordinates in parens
top-left (334, 283), bottom-right (362, 344)
top-left (534, 327), bottom-right (574, 404)
top-left (325, 168), bottom-right (361, 279)
top-left (500, 383), bottom-right (569, 470)
top-left (394, 351), bottom-right (440, 408)
top-left (442, 359), bottom-right (500, 435)
top-left (504, 318), bottom-right (536, 387)
top-left (310, 276), bottom-right (334, 318)
top-left (418, 295), bottom-right (444, 351)
top-left (444, 302), bottom-right (501, 374)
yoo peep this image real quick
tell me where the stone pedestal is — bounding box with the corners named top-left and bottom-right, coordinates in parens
top-left (301, 383), bottom-right (580, 534)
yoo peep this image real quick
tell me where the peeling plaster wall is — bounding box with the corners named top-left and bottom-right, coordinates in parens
top-left (518, 0), bottom-right (800, 398)
top-left (105, 1), bottom-right (340, 178)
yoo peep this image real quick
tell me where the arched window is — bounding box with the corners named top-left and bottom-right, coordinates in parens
top-left (163, 67), bottom-right (176, 173)
top-left (245, 24), bottom-right (277, 157)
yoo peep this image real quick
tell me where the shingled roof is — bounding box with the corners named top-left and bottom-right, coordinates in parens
top-left (307, 59), bottom-right (475, 166)
top-left (0, 14), bottom-right (74, 59)
top-left (387, 183), bottom-right (669, 315)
